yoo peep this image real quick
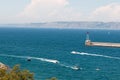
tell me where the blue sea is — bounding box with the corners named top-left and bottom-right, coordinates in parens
top-left (0, 28), bottom-right (120, 80)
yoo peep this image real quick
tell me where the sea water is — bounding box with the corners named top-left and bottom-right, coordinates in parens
top-left (0, 28), bottom-right (120, 80)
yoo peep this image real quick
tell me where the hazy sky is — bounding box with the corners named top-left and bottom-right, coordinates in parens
top-left (0, 0), bottom-right (120, 24)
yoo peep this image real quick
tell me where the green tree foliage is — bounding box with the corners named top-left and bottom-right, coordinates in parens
top-left (0, 65), bottom-right (34, 80)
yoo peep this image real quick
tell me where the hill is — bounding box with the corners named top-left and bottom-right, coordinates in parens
top-left (1, 22), bottom-right (120, 29)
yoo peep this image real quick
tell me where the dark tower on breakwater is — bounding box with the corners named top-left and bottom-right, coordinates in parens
top-left (85, 32), bottom-right (91, 45)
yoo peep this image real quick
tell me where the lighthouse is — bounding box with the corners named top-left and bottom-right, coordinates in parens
top-left (85, 32), bottom-right (91, 45)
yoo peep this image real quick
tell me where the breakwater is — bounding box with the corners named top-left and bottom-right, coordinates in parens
top-left (85, 40), bottom-right (120, 48)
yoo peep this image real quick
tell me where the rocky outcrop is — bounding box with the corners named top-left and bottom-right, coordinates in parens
top-left (0, 62), bottom-right (8, 70)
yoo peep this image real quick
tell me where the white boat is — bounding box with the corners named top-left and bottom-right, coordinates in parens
top-left (96, 68), bottom-right (100, 71)
top-left (71, 51), bottom-right (76, 54)
top-left (72, 66), bottom-right (80, 70)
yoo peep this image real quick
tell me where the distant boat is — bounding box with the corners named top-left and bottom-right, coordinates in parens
top-left (71, 51), bottom-right (76, 54)
top-left (72, 66), bottom-right (80, 70)
top-left (27, 57), bottom-right (31, 61)
top-left (96, 68), bottom-right (100, 71)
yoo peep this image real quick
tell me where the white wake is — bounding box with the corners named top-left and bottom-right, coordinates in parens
top-left (71, 51), bottom-right (120, 60)
top-left (0, 54), bottom-right (59, 64)
top-left (59, 63), bottom-right (82, 70)
top-left (0, 53), bottom-right (81, 70)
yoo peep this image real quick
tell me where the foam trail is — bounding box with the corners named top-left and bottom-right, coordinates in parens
top-left (71, 51), bottom-right (120, 60)
top-left (59, 63), bottom-right (82, 70)
top-left (0, 54), bottom-right (59, 64)
top-left (0, 54), bottom-right (83, 70)
top-left (0, 54), bottom-right (80, 70)
top-left (31, 57), bottom-right (59, 63)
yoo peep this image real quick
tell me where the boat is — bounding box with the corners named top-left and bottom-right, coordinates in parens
top-left (71, 51), bottom-right (76, 54)
top-left (27, 57), bottom-right (31, 61)
top-left (96, 68), bottom-right (100, 71)
top-left (72, 66), bottom-right (80, 70)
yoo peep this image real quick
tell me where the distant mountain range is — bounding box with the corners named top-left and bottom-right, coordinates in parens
top-left (1, 22), bottom-right (120, 29)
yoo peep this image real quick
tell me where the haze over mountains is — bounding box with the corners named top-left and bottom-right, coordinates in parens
top-left (1, 22), bottom-right (120, 29)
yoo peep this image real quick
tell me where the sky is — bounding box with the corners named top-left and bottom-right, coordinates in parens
top-left (0, 0), bottom-right (120, 24)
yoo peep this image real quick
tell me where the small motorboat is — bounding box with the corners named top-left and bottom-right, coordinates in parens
top-left (27, 57), bottom-right (31, 61)
top-left (72, 66), bottom-right (80, 70)
top-left (96, 68), bottom-right (100, 71)
top-left (71, 51), bottom-right (76, 54)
